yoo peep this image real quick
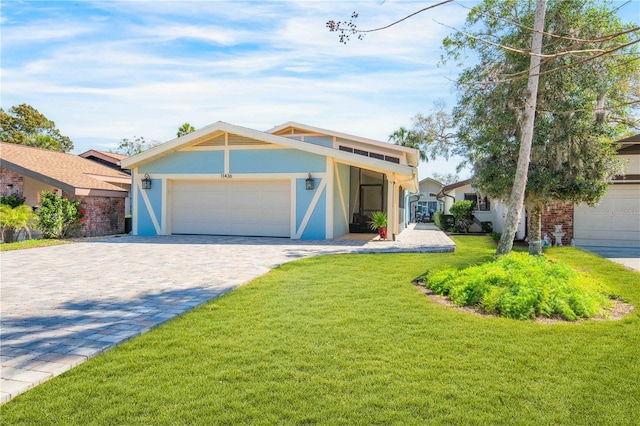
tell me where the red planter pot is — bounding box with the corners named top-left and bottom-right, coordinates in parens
top-left (378, 227), bottom-right (387, 239)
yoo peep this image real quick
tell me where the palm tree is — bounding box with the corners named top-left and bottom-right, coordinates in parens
top-left (388, 127), bottom-right (427, 161)
top-left (0, 204), bottom-right (37, 241)
top-left (177, 123), bottom-right (196, 137)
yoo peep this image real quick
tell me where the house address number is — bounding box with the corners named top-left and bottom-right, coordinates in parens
top-left (221, 174), bottom-right (233, 179)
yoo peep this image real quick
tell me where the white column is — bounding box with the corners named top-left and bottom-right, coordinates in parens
top-left (386, 174), bottom-right (395, 239)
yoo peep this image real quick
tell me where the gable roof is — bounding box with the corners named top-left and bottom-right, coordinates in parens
top-left (120, 121), bottom-right (418, 189)
top-left (442, 179), bottom-right (472, 192)
top-left (419, 177), bottom-right (443, 186)
top-left (615, 133), bottom-right (640, 154)
top-left (79, 149), bottom-right (130, 174)
top-left (79, 149), bottom-right (128, 163)
top-left (267, 121), bottom-right (420, 167)
top-left (1, 142), bottom-right (130, 196)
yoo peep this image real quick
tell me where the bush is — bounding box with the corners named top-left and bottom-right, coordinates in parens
top-left (0, 193), bottom-right (26, 208)
top-left (480, 221), bottom-right (493, 233)
top-left (36, 191), bottom-right (84, 239)
top-left (425, 252), bottom-right (613, 321)
top-left (489, 232), bottom-right (502, 242)
top-left (449, 200), bottom-right (474, 233)
top-left (434, 212), bottom-right (455, 231)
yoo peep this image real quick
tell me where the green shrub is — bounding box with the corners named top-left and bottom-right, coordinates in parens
top-left (449, 200), bottom-right (474, 233)
top-left (425, 252), bottom-right (613, 321)
top-left (480, 221), bottom-right (493, 233)
top-left (36, 191), bottom-right (85, 239)
top-left (489, 232), bottom-right (502, 242)
top-left (0, 193), bottom-right (26, 208)
top-left (434, 212), bottom-right (455, 231)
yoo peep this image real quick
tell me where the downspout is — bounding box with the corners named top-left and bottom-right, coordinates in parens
top-left (436, 190), bottom-right (455, 213)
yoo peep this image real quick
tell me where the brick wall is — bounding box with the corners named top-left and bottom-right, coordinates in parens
top-left (540, 200), bottom-right (574, 245)
top-left (66, 193), bottom-right (126, 237)
top-left (0, 168), bottom-right (24, 197)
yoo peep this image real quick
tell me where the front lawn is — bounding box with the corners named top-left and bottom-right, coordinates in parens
top-left (0, 239), bottom-right (70, 251)
top-left (2, 237), bottom-right (638, 424)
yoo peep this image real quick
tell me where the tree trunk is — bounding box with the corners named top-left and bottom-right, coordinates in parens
top-left (527, 201), bottom-right (543, 255)
top-left (496, 0), bottom-right (548, 256)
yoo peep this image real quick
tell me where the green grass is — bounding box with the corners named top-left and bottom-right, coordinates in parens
top-left (2, 237), bottom-right (639, 425)
top-left (0, 239), bottom-right (71, 251)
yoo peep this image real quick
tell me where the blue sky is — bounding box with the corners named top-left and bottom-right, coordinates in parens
top-left (2, 0), bottom-right (638, 180)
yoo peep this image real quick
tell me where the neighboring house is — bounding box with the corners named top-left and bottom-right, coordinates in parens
top-left (572, 134), bottom-right (640, 248)
top-left (0, 142), bottom-right (130, 237)
top-left (411, 177), bottom-right (444, 221)
top-left (438, 179), bottom-right (527, 239)
top-left (79, 149), bottom-right (130, 174)
top-left (436, 134), bottom-right (640, 247)
top-left (120, 121), bottom-right (419, 239)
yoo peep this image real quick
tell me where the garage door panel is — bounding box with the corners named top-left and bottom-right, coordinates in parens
top-left (171, 180), bottom-right (291, 237)
top-left (574, 184), bottom-right (640, 247)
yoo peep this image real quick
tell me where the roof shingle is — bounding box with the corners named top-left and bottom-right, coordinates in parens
top-left (1, 142), bottom-right (129, 195)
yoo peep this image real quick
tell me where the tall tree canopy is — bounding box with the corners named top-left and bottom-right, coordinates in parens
top-left (0, 104), bottom-right (74, 152)
top-left (420, 0), bottom-right (639, 254)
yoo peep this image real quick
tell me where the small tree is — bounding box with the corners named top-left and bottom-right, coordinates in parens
top-left (36, 191), bottom-right (84, 239)
top-left (0, 204), bottom-right (37, 241)
top-left (449, 200), bottom-right (474, 233)
top-left (114, 136), bottom-right (160, 156)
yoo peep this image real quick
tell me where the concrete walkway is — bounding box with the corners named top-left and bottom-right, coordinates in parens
top-left (0, 224), bottom-right (454, 403)
top-left (579, 246), bottom-right (640, 272)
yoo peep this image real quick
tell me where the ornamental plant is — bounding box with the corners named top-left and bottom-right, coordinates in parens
top-left (36, 190), bottom-right (84, 239)
top-left (0, 193), bottom-right (26, 208)
top-left (449, 200), bottom-right (474, 233)
top-left (425, 252), bottom-right (613, 321)
top-left (0, 204), bottom-right (37, 241)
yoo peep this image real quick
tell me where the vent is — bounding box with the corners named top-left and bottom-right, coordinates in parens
top-left (228, 134), bottom-right (268, 146)
top-left (195, 134), bottom-right (225, 147)
top-left (339, 145), bottom-right (353, 153)
top-left (369, 152), bottom-right (384, 160)
top-left (385, 156), bottom-right (400, 164)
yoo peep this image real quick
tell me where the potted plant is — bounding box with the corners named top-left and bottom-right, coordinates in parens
top-left (369, 211), bottom-right (388, 239)
top-left (0, 204), bottom-right (37, 243)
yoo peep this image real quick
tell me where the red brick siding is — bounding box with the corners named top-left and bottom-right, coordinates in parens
top-left (0, 168), bottom-right (24, 197)
top-left (66, 193), bottom-right (126, 237)
top-left (540, 200), bottom-right (574, 245)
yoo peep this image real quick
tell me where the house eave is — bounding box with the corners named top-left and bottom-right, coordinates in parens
top-left (267, 121), bottom-right (421, 166)
top-left (120, 121), bottom-right (416, 178)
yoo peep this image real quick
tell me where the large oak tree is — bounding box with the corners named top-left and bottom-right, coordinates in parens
top-left (0, 104), bottom-right (74, 152)
top-left (440, 0), bottom-right (639, 254)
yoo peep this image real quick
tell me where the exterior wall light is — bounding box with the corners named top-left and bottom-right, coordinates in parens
top-left (306, 173), bottom-right (314, 190)
top-left (142, 174), bottom-right (152, 189)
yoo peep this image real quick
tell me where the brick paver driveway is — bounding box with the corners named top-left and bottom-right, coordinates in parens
top-left (1, 229), bottom-right (454, 403)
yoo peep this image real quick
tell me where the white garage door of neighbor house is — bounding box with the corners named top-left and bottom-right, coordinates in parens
top-left (574, 184), bottom-right (640, 248)
top-left (171, 180), bottom-right (291, 237)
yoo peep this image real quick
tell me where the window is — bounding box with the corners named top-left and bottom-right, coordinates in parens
top-left (464, 193), bottom-right (490, 211)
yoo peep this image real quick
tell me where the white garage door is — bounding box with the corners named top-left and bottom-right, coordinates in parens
top-left (171, 180), bottom-right (291, 237)
top-left (574, 184), bottom-right (640, 248)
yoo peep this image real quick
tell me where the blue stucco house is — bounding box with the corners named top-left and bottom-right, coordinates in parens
top-left (120, 121), bottom-right (419, 240)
